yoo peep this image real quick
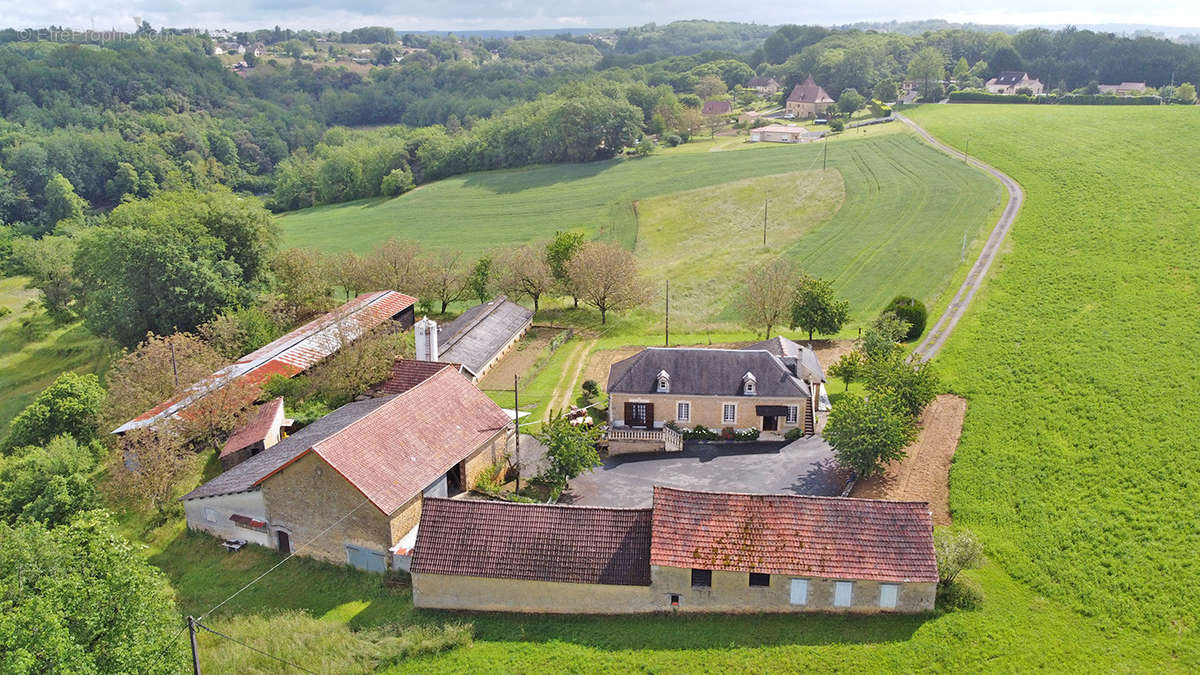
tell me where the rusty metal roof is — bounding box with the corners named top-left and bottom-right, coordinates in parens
top-left (114, 290), bottom-right (416, 434)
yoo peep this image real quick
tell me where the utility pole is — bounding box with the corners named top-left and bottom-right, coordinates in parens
top-left (170, 338), bottom-right (179, 389)
top-left (762, 199), bottom-right (767, 246)
top-left (513, 374), bottom-right (520, 494)
top-left (664, 280), bottom-right (670, 346)
top-left (187, 616), bottom-right (201, 675)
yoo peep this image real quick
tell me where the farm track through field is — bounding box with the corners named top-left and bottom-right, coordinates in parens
top-left (900, 113), bottom-right (1024, 361)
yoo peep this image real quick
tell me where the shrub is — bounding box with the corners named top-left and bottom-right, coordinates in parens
top-left (663, 133), bottom-right (682, 147)
top-left (784, 427), bottom-right (804, 441)
top-left (828, 118), bottom-right (845, 132)
top-left (581, 379), bottom-right (600, 400)
top-left (883, 296), bottom-right (927, 341)
top-left (683, 425), bottom-right (718, 441)
top-left (720, 426), bottom-right (736, 441)
top-left (380, 166), bottom-right (415, 196)
top-left (937, 576), bottom-right (984, 611)
top-left (5, 372), bottom-right (107, 452)
top-left (734, 427), bottom-right (760, 441)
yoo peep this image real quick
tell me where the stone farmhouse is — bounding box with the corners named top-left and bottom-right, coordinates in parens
top-left (181, 365), bottom-right (513, 572)
top-left (985, 71), bottom-right (1045, 95)
top-left (114, 290), bottom-right (416, 435)
top-left (606, 341), bottom-right (822, 444)
top-left (410, 486), bottom-right (938, 614)
top-left (413, 295), bottom-right (532, 382)
top-left (786, 76), bottom-right (834, 118)
top-left (746, 76), bottom-right (781, 96)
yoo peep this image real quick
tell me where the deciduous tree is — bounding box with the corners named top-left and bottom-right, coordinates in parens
top-left (907, 47), bottom-right (947, 99)
top-left (862, 312), bottom-right (911, 360)
top-left (545, 230), bottom-right (586, 308)
top-left (365, 239), bottom-right (429, 295)
top-left (5, 373), bottom-right (106, 453)
top-left (420, 250), bottom-right (468, 314)
top-left (0, 435), bottom-right (99, 527)
top-left (862, 350), bottom-right (940, 420)
top-left (822, 393), bottom-right (916, 478)
top-left (12, 235), bottom-right (77, 320)
top-left (104, 332), bottom-right (226, 432)
top-left (790, 275), bottom-right (850, 340)
top-left (694, 75), bottom-right (727, 99)
top-left (738, 256), bottom-right (799, 339)
top-left (272, 247), bottom-right (334, 314)
top-left (535, 410), bottom-right (603, 492)
top-left (107, 427), bottom-right (199, 517)
top-left (495, 245), bottom-right (553, 312)
top-left (828, 350), bottom-right (864, 392)
top-left (837, 88), bottom-right (866, 114)
top-left (565, 242), bottom-right (650, 324)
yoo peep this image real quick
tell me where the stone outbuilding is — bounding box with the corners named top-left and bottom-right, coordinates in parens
top-left (182, 366), bottom-right (513, 571)
top-left (218, 397), bottom-right (292, 470)
top-left (411, 486), bottom-right (938, 614)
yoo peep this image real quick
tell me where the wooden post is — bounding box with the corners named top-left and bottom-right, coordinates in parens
top-left (187, 616), bottom-right (201, 675)
top-left (664, 280), bottom-right (669, 347)
top-left (513, 374), bottom-right (520, 494)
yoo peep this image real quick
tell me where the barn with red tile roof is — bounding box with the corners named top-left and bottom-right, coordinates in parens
top-left (410, 486), bottom-right (937, 613)
top-left (182, 366), bottom-right (513, 572)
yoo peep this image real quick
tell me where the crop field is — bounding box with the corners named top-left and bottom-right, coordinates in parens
top-left (905, 104), bottom-right (1200, 664)
top-left (278, 127), bottom-right (1002, 329)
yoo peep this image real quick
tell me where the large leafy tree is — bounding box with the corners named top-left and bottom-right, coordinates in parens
top-left (73, 190), bottom-right (276, 346)
top-left (862, 350), bottom-right (940, 420)
top-left (535, 410), bottom-right (604, 491)
top-left (789, 275), bottom-right (850, 341)
top-left (0, 512), bottom-right (185, 673)
top-left (545, 230), bottom-right (586, 307)
top-left (5, 373), bottom-right (106, 453)
top-left (822, 393), bottom-right (917, 478)
top-left (907, 47), bottom-right (947, 99)
top-left (495, 245), bottom-right (553, 312)
top-left (0, 436), bottom-right (98, 527)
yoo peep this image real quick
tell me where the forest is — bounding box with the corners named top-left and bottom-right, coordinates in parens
top-left (0, 19), bottom-right (1197, 237)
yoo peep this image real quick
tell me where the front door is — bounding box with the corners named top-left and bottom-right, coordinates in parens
top-left (277, 530), bottom-right (291, 554)
top-left (763, 415), bottom-right (778, 431)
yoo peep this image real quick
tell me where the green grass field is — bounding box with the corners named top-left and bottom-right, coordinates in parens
top-left (905, 104), bottom-right (1200, 662)
top-left (278, 126), bottom-right (1002, 330)
top-left (0, 277), bottom-right (114, 442)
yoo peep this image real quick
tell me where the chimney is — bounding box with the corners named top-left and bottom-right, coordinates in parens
top-left (415, 316), bottom-right (438, 362)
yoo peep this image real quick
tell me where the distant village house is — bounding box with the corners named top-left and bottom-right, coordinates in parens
top-left (786, 76), bottom-right (834, 118)
top-left (748, 124), bottom-right (807, 143)
top-left (701, 100), bottom-right (733, 116)
top-left (985, 71), bottom-right (1045, 95)
top-left (746, 76), bottom-right (781, 96)
top-left (1097, 82), bottom-right (1147, 96)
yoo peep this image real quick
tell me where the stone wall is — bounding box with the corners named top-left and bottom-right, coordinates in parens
top-left (413, 573), bottom-right (658, 613)
top-left (260, 451), bottom-right (393, 566)
top-left (609, 393), bottom-right (807, 432)
top-left (652, 566), bottom-right (935, 613)
top-left (183, 490), bottom-right (272, 547)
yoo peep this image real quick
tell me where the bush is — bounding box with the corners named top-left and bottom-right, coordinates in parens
top-left (380, 166), bottom-right (415, 196)
top-left (734, 427), bottom-right (760, 441)
top-left (883, 296), bottom-right (927, 341)
top-left (663, 133), bottom-right (682, 147)
top-left (937, 576), bottom-right (984, 611)
top-left (720, 426), bottom-right (736, 441)
top-left (784, 427), bottom-right (804, 441)
top-left (683, 424), bottom-right (718, 441)
top-left (581, 379), bottom-right (600, 400)
top-left (828, 118), bottom-right (845, 132)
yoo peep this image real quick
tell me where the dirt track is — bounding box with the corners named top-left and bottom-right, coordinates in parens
top-left (899, 113), bottom-right (1023, 362)
top-left (850, 394), bottom-right (967, 525)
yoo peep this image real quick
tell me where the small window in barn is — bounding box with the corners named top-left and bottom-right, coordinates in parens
top-left (722, 403), bottom-right (737, 424)
top-left (789, 578), bottom-right (809, 605)
top-left (676, 401), bottom-right (690, 422)
top-left (834, 581), bottom-right (853, 607)
top-left (786, 405), bottom-right (798, 424)
top-left (204, 508), bottom-right (216, 523)
top-left (691, 569), bottom-right (712, 588)
top-left (879, 583), bottom-right (899, 609)
top-left (749, 573), bottom-right (771, 587)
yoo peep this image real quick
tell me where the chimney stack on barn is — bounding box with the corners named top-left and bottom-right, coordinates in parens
top-left (415, 316), bottom-right (439, 362)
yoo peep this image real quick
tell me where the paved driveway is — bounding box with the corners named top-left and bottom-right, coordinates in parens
top-left (563, 436), bottom-right (846, 508)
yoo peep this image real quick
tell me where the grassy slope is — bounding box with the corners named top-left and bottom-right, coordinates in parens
top-left (278, 126), bottom-right (1001, 330)
top-left (0, 276), bottom-right (114, 440)
top-left (905, 104), bottom-right (1200, 661)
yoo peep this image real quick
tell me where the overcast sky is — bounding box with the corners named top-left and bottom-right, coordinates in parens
top-left (7, 0), bottom-right (1200, 34)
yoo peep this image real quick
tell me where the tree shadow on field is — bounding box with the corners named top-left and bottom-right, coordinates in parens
top-left (410, 607), bottom-right (929, 650)
top-left (462, 160), bottom-right (618, 194)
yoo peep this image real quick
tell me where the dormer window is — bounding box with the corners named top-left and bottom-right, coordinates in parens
top-left (742, 372), bottom-right (757, 396)
top-left (657, 370), bottom-right (670, 393)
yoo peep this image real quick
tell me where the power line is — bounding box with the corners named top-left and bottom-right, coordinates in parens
top-left (199, 497), bottom-right (374, 621)
top-left (195, 620), bottom-right (321, 674)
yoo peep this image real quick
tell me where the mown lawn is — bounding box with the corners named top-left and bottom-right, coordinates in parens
top-left (279, 125), bottom-right (1001, 331)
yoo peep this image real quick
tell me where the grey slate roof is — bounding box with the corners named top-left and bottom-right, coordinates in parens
top-left (437, 295), bottom-right (533, 377)
top-left (607, 348), bottom-right (810, 398)
top-left (741, 336), bottom-right (825, 383)
top-left (182, 397), bottom-right (391, 501)
top-left (994, 71), bottom-right (1028, 85)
